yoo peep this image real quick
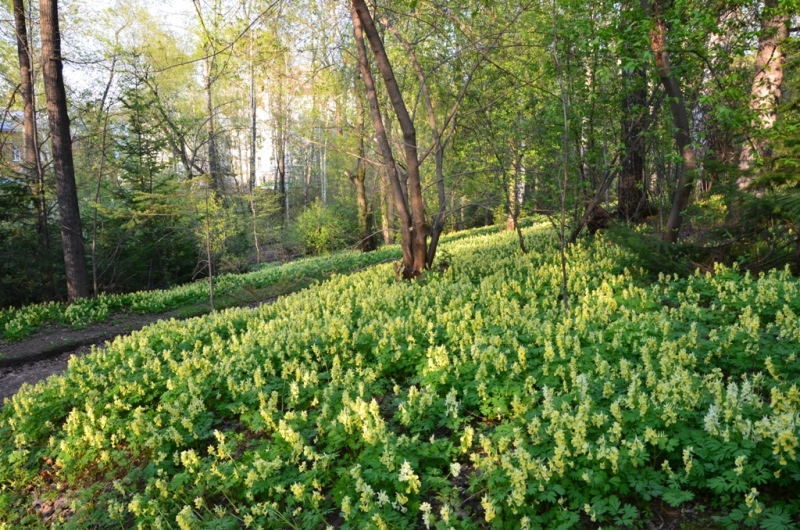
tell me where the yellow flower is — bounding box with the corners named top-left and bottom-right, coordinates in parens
top-left (481, 494), bottom-right (496, 522)
top-left (398, 460), bottom-right (421, 494)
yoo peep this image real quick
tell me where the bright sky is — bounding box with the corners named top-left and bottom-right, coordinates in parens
top-left (62, 0), bottom-right (198, 97)
top-left (92, 0), bottom-right (196, 32)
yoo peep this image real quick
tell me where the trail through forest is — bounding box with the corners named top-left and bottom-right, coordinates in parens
top-left (0, 297), bottom-right (276, 404)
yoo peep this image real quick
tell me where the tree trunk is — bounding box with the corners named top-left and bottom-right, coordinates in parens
top-left (40, 0), bottom-right (90, 301)
top-left (304, 146), bottom-right (312, 210)
top-left (248, 28), bottom-right (260, 263)
top-left (380, 170), bottom-right (393, 244)
top-left (383, 19), bottom-right (446, 268)
top-left (349, 106), bottom-right (376, 252)
top-left (249, 30), bottom-right (257, 196)
top-left (350, 1), bottom-right (418, 276)
top-left (354, 173), bottom-right (375, 253)
top-left (618, 66), bottom-right (647, 220)
top-left (457, 196), bottom-right (466, 231)
top-left (642, 0), bottom-right (696, 242)
top-left (275, 115), bottom-right (287, 222)
top-left (738, 0), bottom-right (787, 186)
top-left (204, 54), bottom-right (223, 191)
top-left (321, 136), bottom-right (328, 205)
top-left (279, 138), bottom-right (288, 223)
top-left (14, 0), bottom-right (53, 295)
top-left (506, 150), bottom-right (526, 232)
top-left (352, 0), bottom-right (426, 277)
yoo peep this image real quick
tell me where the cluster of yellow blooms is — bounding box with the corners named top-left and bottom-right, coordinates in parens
top-left (1, 223), bottom-right (799, 528)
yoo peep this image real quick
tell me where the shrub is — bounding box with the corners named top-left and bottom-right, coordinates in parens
top-left (294, 199), bottom-right (353, 255)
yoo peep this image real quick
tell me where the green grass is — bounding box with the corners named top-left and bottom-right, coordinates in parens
top-left (1, 224), bottom-right (799, 529)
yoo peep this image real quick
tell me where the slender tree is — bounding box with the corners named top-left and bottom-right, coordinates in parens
top-left (350, 1), bottom-right (414, 275)
top-left (738, 0), bottom-right (788, 186)
top-left (641, 0), bottom-right (697, 242)
top-left (351, 0), bottom-right (427, 277)
top-left (40, 0), bottom-right (90, 301)
top-left (618, 66), bottom-right (647, 220)
top-left (13, 0), bottom-right (52, 294)
top-left (346, 101), bottom-right (376, 252)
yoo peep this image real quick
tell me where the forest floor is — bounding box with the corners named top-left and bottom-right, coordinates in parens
top-left (0, 249), bottom-right (402, 405)
top-left (0, 296), bottom-right (276, 404)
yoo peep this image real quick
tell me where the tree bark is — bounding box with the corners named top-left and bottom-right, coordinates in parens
top-left (641, 0), bottom-right (697, 242)
top-left (382, 19), bottom-right (446, 268)
top-left (248, 26), bottom-right (260, 262)
top-left (304, 145), bottom-right (312, 210)
top-left (352, 0), bottom-right (426, 277)
top-left (738, 0), bottom-right (787, 185)
top-left (249, 29), bottom-right (257, 196)
top-left (380, 169), bottom-right (393, 244)
top-left (350, 0), bottom-right (419, 276)
top-left (204, 53), bottom-right (223, 191)
top-left (506, 147), bottom-right (526, 232)
top-left (349, 104), bottom-right (376, 252)
top-left (40, 0), bottom-right (90, 301)
top-left (618, 66), bottom-right (647, 220)
top-left (14, 0), bottom-right (53, 295)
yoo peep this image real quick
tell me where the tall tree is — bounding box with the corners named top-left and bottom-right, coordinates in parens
top-left (351, 0), bottom-right (427, 277)
top-left (618, 65), bottom-right (648, 220)
top-left (13, 0), bottom-right (51, 291)
top-left (738, 0), bottom-right (789, 186)
top-left (40, 0), bottom-right (90, 301)
top-left (346, 100), bottom-right (376, 252)
top-left (194, 0), bottom-right (225, 191)
top-left (641, 0), bottom-right (697, 242)
top-left (350, 1), bottom-right (415, 274)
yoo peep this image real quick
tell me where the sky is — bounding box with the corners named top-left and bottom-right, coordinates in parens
top-left (89, 0), bottom-right (196, 33)
top-left (61, 0), bottom-right (198, 96)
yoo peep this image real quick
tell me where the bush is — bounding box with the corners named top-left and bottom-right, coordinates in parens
top-left (294, 199), bottom-right (353, 255)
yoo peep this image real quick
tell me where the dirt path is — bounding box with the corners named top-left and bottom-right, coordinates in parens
top-left (0, 309), bottom-right (194, 405)
top-left (0, 345), bottom-right (92, 403)
top-left (0, 298), bottom-right (274, 406)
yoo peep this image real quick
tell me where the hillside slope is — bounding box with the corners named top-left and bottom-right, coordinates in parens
top-left (1, 225), bottom-right (799, 528)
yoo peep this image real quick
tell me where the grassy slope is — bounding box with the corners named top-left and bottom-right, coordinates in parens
top-left (0, 226), bottom-right (503, 343)
top-left (1, 224), bottom-right (799, 529)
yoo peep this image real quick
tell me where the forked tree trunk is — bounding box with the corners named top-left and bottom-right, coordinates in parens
top-left (352, 0), bottom-right (426, 277)
top-left (350, 0), bottom-right (423, 277)
top-left (641, 0), bottom-right (697, 242)
top-left (383, 19), bottom-right (446, 268)
top-left (40, 0), bottom-right (90, 301)
top-left (738, 0), bottom-right (787, 186)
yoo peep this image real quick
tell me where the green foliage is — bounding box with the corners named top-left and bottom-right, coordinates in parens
top-left (604, 225), bottom-right (695, 277)
top-left (294, 199), bottom-right (354, 255)
top-left (0, 178), bottom-right (51, 307)
top-left (1, 224), bottom-right (799, 528)
top-left (0, 246), bottom-right (394, 341)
